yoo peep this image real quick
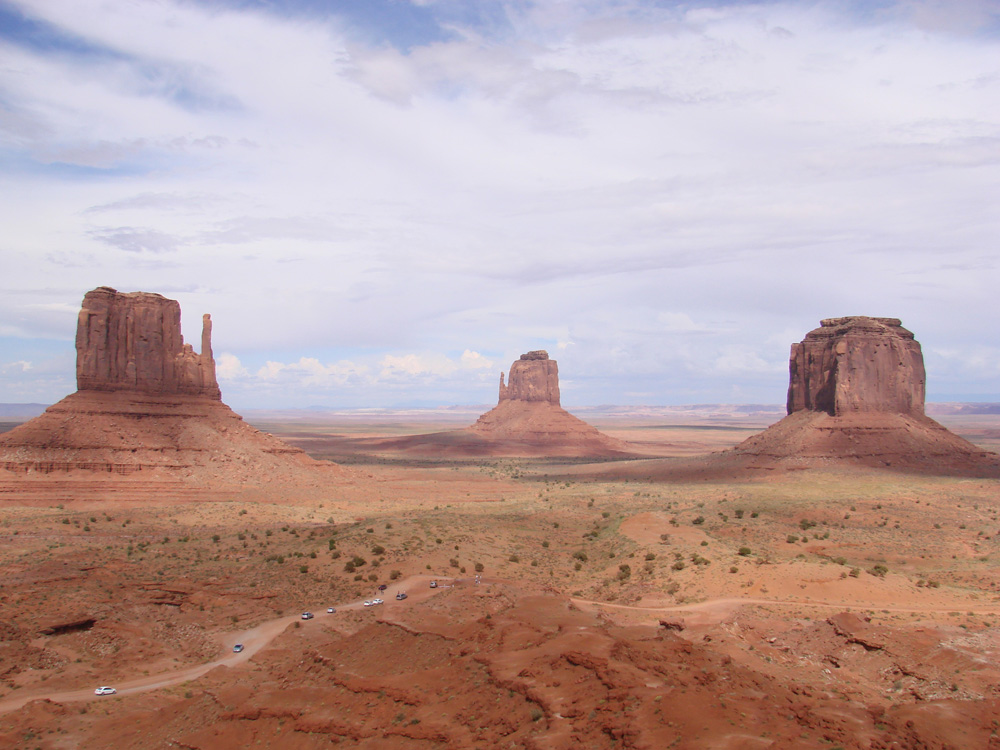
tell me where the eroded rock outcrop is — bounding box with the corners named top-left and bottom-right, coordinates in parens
top-left (76, 287), bottom-right (220, 398)
top-left (786, 317), bottom-right (924, 417)
top-left (499, 350), bottom-right (560, 405)
top-left (467, 351), bottom-right (629, 457)
top-left (0, 287), bottom-right (345, 497)
top-left (726, 316), bottom-right (999, 476)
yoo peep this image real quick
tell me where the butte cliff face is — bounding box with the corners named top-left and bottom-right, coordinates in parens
top-left (76, 286), bottom-right (220, 398)
top-left (786, 317), bottom-right (925, 417)
top-left (499, 351), bottom-right (560, 405)
top-left (0, 287), bottom-right (344, 497)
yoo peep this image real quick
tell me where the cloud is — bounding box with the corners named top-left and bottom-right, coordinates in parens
top-left (88, 227), bottom-right (181, 254)
top-left (1, 360), bottom-right (33, 373)
top-left (0, 0), bottom-right (998, 407)
top-left (215, 352), bottom-right (248, 380)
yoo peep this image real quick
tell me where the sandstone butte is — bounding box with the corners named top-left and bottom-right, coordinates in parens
top-left (467, 351), bottom-right (630, 457)
top-left (594, 316), bottom-right (1000, 480)
top-left (0, 287), bottom-right (345, 499)
top-left (727, 316), bottom-right (1000, 475)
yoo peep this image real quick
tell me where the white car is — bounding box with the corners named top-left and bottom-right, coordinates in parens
top-left (327, 607), bottom-right (336, 614)
top-left (363, 600), bottom-right (373, 607)
top-left (301, 612), bottom-right (314, 620)
top-left (94, 686), bottom-right (117, 696)
top-left (372, 598), bottom-right (384, 605)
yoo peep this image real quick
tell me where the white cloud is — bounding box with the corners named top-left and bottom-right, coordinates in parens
top-left (1, 0), bottom-right (998, 406)
top-left (1, 361), bottom-right (33, 373)
top-left (215, 352), bottom-right (248, 380)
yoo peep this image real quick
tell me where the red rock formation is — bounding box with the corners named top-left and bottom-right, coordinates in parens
top-left (466, 351), bottom-right (628, 457)
top-left (787, 317), bottom-right (924, 417)
top-left (0, 287), bottom-right (346, 497)
top-left (76, 286), bottom-right (220, 399)
top-left (499, 350), bottom-right (560, 405)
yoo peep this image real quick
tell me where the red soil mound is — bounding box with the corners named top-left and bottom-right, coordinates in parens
top-left (0, 390), bottom-right (346, 497)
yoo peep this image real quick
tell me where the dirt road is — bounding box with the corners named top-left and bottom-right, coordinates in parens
top-left (0, 574), bottom-right (448, 717)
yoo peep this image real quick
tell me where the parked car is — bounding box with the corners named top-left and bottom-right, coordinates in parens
top-left (233, 644), bottom-right (244, 653)
top-left (363, 600), bottom-right (373, 607)
top-left (372, 598), bottom-right (384, 605)
top-left (94, 686), bottom-right (117, 696)
top-left (301, 612), bottom-right (314, 620)
top-left (430, 581), bottom-right (437, 588)
top-left (327, 607), bottom-right (336, 614)
top-left (378, 584), bottom-right (388, 591)
top-left (395, 592), bottom-right (407, 600)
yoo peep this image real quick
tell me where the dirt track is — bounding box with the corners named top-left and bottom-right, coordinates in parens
top-left (0, 574), bottom-right (449, 717)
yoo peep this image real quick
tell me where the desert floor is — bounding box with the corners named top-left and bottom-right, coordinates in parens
top-left (1, 413), bottom-right (999, 749)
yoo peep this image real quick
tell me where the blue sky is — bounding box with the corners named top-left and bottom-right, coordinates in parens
top-left (1, 0), bottom-right (999, 409)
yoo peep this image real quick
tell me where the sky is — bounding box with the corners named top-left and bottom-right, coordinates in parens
top-left (1, 0), bottom-right (998, 409)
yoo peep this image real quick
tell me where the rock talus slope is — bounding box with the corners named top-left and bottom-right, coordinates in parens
top-left (0, 287), bottom-right (346, 498)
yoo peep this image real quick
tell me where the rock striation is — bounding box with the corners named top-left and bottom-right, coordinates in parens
top-left (0, 287), bottom-right (345, 498)
top-left (76, 286), bottom-right (220, 398)
top-left (786, 317), bottom-right (924, 417)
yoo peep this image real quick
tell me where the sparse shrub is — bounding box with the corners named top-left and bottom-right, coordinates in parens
top-left (734, 510), bottom-right (744, 519)
top-left (449, 558), bottom-right (460, 568)
top-left (617, 564), bottom-right (631, 580)
top-left (786, 535), bottom-right (798, 544)
top-left (672, 561), bottom-right (686, 571)
top-left (212, 534), bottom-right (221, 543)
top-left (849, 568), bottom-right (860, 578)
top-left (541, 540), bottom-right (550, 548)
top-left (509, 554), bottom-right (520, 563)
top-left (868, 564), bottom-right (888, 578)
top-left (692, 516), bottom-right (705, 525)
top-left (729, 566), bottom-right (739, 573)
top-left (474, 562), bottom-right (484, 573)
top-left (799, 519), bottom-right (816, 531)
top-left (574, 562), bottom-right (582, 571)
top-left (299, 565), bottom-right (308, 574)
top-left (371, 544), bottom-right (385, 555)
top-left (738, 547), bottom-right (751, 556)
top-left (645, 552), bottom-right (656, 561)
top-left (389, 569), bottom-right (401, 580)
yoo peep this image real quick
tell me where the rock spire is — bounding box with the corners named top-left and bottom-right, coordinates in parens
top-left (786, 316), bottom-right (925, 417)
top-left (75, 286), bottom-right (220, 399)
